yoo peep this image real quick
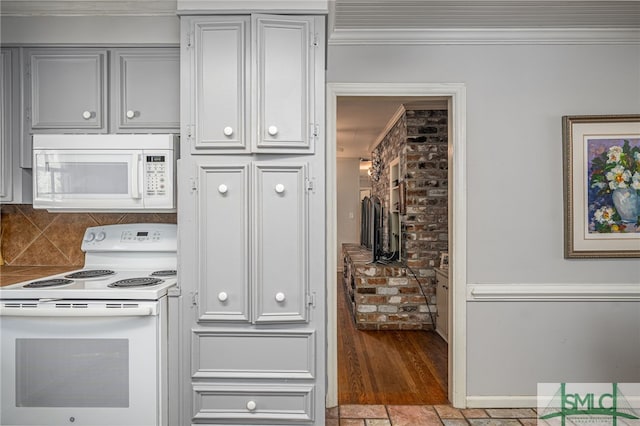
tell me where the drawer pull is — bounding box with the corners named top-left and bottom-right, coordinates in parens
top-left (218, 184), bottom-right (228, 194)
top-left (126, 110), bottom-right (136, 119)
top-left (267, 125), bottom-right (278, 136)
top-left (275, 292), bottom-right (286, 302)
top-left (223, 126), bottom-right (234, 136)
top-left (275, 184), bottom-right (285, 194)
top-left (246, 400), bottom-right (257, 411)
top-left (82, 110), bottom-right (93, 120)
top-left (217, 292), bottom-right (228, 302)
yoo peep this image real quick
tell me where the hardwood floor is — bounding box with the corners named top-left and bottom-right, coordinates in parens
top-left (337, 274), bottom-right (449, 405)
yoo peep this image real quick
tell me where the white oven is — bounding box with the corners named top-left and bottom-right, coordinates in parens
top-left (0, 223), bottom-right (177, 426)
top-left (32, 134), bottom-right (178, 212)
top-left (0, 300), bottom-right (167, 426)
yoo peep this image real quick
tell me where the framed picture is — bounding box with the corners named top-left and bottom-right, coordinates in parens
top-left (563, 114), bottom-right (640, 258)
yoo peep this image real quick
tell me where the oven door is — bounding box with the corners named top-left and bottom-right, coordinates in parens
top-left (0, 300), bottom-right (166, 426)
top-left (33, 150), bottom-right (144, 210)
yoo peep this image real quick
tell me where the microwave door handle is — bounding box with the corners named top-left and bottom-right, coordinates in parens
top-left (131, 154), bottom-right (143, 199)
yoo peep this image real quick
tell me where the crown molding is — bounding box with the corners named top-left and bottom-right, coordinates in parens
top-left (329, 28), bottom-right (640, 45)
top-left (0, 0), bottom-right (178, 16)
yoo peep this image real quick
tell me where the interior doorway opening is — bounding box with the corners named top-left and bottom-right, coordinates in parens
top-left (326, 83), bottom-right (468, 409)
top-left (335, 96), bottom-right (449, 405)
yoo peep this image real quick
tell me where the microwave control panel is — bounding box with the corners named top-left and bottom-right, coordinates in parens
top-left (145, 155), bottom-right (167, 197)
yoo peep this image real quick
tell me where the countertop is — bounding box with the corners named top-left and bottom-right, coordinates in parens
top-left (0, 265), bottom-right (79, 287)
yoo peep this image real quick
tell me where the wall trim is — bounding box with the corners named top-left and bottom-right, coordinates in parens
top-left (466, 395), bottom-right (537, 409)
top-left (328, 28), bottom-right (640, 46)
top-left (467, 283), bottom-right (640, 301)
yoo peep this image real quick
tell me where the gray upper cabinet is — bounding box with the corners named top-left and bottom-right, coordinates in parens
top-left (186, 17), bottom-right (249, 152)
top-left (1, 47), bottom-right (31, 204)
top-left (111, 48), bottom-right (180, 132)
top-left (26, 48), bottom-right (108, 133)
top-left (183, 14), bottom-right (324, 154)
top-left (1, 49), bottom-right (14, 201)
top-left (24, 47), bottom-right (179, 144)
top-left (252, 14), bottom-right (318, 153)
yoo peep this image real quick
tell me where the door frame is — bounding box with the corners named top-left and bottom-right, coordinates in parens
top-left (326, 82), bottom-right (467, 408)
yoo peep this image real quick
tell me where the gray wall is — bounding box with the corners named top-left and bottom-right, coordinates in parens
top-left (327, 43), bottom-right (640, 399)
top-left (336, 157), bottom-right (361, 269)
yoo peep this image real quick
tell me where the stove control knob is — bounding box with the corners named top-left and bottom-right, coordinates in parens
top-left (84, 232), bottom-right (95, 242)
top-left (95, 231), bottom-right (107, 242)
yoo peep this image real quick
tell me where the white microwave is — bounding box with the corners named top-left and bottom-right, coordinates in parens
top-left (32, 134), bottom-right (178, 212)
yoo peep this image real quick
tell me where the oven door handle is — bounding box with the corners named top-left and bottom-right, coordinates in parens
top-left (0, 306), bottom-right (155, 317)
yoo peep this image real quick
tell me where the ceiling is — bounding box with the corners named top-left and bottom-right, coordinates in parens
top-left (336, 97), bottom-right (448, 159)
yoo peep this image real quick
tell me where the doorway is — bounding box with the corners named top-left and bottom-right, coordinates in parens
top-left (326, 83), bottom-right (468, 408)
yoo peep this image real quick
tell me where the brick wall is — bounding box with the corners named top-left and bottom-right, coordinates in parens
top-left (371, 108), bottom-right (448, 299)
top-left (343, 243), bottom-right (434, 330)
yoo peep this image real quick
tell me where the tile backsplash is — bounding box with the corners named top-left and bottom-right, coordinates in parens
top-left (0, 204), bottom-right (177, 266)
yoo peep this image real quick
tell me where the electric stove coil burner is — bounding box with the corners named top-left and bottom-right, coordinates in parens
top-left (24, 278), bottom-right (74, 288)
top-left (65, 269), bottom-right (115, 279)
top-left (108, 277), bottom-right (164, 288)
top-left (150, 270), bottom-right (177, 277)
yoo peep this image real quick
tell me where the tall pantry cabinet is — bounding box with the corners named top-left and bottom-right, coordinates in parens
top-left (177, 12), bottom-right (326, 425)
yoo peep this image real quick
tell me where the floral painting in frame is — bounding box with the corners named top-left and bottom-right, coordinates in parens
top-left (563, 115), bottom-right (640, 258)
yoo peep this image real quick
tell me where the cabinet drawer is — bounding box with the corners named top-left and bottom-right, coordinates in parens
top-left (193, 384), bottom-right (314, 423)
top-left (192, 330), bottom-right (315, 379)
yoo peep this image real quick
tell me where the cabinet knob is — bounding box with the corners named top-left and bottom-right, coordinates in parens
top-left (274, 184), bottom-right (285, 194)
top-left (217, 292), bottom-right (228, 302)
top-left (218, 184), bottom-right (228, 194)
top-left (275, 292), bottom-right (286, 302)
top-left (267, 125), bottom-right (278, 136)
top-left (246, 400), bottom-right (257, 411)
top-left (126, 110), bottom-right (136, 119)
top-left (223, 126), bottom-right (234, 136)
top-left (82, 110), bottom-right (92, 120)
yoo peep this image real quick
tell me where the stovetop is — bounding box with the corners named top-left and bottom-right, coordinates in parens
top-left (0, 268), bottom-right (177, 300)
top-left (0, 223), bottom-right (178, 301)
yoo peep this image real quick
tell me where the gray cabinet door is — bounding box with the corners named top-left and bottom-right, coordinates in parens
top-left (183, 15), bottom-right (323, 155)
top-left (0, 49), bottom-right (12, 201)
top-left (27, 49), bottom-right (107, 132)
top-left (112, 48), bottom-right (180, 132)
top-left (253, 162), bottom-right (309, 323)
top-left (196, 162), bottom-right (250, 322)
top-left (252, 15), bottom-right (319, 153)
top-left (185, 17), bottom-right (249, 152)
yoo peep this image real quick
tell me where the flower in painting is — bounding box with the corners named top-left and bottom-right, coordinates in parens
top-left (632, 172), bottom-right (640, 190)
top-left (606, 164), bottom-right (631, 189)
top-left (594, 206), bottom-right (616, 225)
top-left (588, 139), bottom-right (640, 233)
top-left (607, 145), bottom-right (624, 163)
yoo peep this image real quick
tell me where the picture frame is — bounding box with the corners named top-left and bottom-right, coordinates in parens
top-left (562, 114), bottom-right (640, 258)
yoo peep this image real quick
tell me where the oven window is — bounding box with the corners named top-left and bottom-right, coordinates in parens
top-left (15, 339), bottom-right (129, 407)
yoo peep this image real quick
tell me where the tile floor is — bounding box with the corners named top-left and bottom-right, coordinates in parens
top-left (326, 405), bottom-right (538, 425)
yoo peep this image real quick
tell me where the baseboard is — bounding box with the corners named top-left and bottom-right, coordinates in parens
top-left (466, 395), bottom-right (538, 408)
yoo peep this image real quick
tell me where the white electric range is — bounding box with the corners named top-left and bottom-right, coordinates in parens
top-left (0, 223), bottom-right (177, 426)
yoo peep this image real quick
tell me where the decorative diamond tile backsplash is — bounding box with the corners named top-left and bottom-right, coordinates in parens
top-left (0, 205), bottom-right (177, 266)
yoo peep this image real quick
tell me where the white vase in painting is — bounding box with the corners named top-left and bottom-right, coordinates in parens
top-left (612, 188), bottom-right (639, 223)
